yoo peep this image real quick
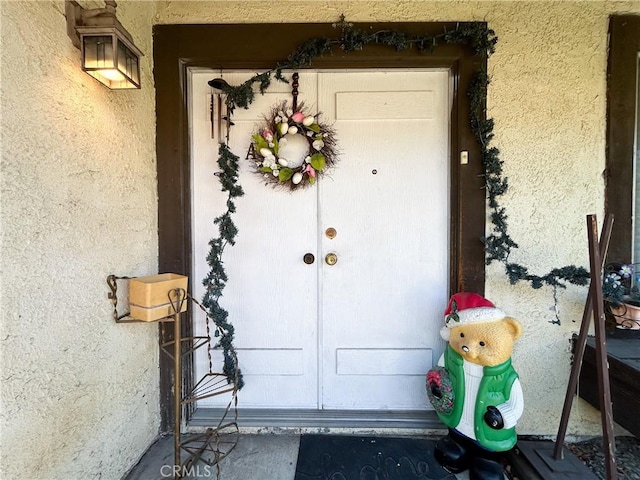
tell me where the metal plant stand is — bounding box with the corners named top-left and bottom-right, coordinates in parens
top-left (107, 275), bottom-right (239, 479)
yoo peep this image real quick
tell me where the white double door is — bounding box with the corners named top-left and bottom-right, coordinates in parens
top-left (190, 69), bottom-right (450, 411)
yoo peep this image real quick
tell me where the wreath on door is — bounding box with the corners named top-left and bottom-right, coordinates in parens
top-left (250, 101), bottom-right (338, 189)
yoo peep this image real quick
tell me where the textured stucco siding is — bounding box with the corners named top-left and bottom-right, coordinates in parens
top-left (1, 2), bottom-right (159, 480)
top-left (2, 2), bottom-right (640, 479)
top-left (154, 0), bottom-right (640, 437)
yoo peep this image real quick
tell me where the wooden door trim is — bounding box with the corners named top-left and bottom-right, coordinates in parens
top-left (154, 22), bottom-right (486, 431)
top-left (605, 15), bottom-right (640, 263)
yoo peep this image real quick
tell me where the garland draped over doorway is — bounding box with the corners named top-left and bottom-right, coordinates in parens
top-left (203, 21), bottom-right (588, 378)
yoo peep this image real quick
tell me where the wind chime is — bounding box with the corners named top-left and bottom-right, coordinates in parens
top-left (208, 77), bottom-right (234, 144)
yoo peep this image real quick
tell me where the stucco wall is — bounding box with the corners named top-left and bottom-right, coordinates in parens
top-left (154, 1), bottom-right (640, 437)
top-left (1, 2), bottom-right (159, 479)
top-left (3, 2), bottom-right (640, 479)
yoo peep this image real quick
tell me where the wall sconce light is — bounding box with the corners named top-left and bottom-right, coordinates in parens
top-left (66, 0), bottom-right (143, 89)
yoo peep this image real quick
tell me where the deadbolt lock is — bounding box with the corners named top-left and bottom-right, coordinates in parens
top-left (325, 253), bottom-right (338, 266)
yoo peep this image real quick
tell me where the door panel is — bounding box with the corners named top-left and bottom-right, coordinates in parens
top-left (318, 71), bottom-right (449, 409)
top-left (190, 71), bottom-right (320, 408)
top-left (190, 69), bottom-right (449, 412)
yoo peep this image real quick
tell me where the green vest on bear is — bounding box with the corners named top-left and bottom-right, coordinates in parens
top-left (436, 345), bottom-right (519, 452)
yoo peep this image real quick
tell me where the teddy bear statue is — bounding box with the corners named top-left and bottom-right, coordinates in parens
top-left (427, 292), bottom-right (523, 480)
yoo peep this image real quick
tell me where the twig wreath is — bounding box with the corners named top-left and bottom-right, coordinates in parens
top-left (250, 98), bottom-right (338, 189)
top-left (205, 17), bottom-right (590, 334)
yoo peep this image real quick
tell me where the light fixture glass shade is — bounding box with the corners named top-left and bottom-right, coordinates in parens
top-left (79, 30), bottom-right (141, 89)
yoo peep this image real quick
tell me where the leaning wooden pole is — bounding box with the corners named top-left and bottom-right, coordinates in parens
top-left (553, 214), bottom-right (613, 459)
top-left (587, 214), bottom-right (618, 480)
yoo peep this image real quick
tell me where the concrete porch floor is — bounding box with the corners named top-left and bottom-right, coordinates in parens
top-left (125, 434), bottom-right (480, 480)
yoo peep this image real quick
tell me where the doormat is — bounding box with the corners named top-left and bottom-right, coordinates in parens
top-left (294, 434), bottom-right (456, 480)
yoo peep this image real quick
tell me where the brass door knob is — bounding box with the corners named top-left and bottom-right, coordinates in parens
top-left (303, 253), bottom-right (315, 264)
top-left (325, 253), bottom-right (338, 266)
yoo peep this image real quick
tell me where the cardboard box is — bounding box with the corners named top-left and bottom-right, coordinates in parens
top-left (129, 273), bottom-right (188, 322)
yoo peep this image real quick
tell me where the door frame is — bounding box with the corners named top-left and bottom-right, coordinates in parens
top-left (154, 22), bottom-right (487, 432)
top-left (605, 15), bottom-right (640, 263)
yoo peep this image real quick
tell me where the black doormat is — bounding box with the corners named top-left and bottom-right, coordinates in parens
top-left (294, 434), bottom-right (457, 480)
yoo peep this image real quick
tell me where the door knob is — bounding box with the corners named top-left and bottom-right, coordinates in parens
top-left (325, 253), bottom-right (338, 266)
top-left (303, 253), bottom-right (315, 264)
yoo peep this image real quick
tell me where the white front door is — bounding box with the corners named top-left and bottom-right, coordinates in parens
top-left (190, 69), bottom-right (450, 413)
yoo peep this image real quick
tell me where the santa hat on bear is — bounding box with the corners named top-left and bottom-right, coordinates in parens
top-left (440, 292), bottom-right (506, 341)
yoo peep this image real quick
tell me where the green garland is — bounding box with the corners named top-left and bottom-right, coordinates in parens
top-left (467, 69), bottom-right (589, 324)
top-left (222, 23), bottom-right (499, 114)
top-left (202, 143), bottom-right (245, 388)
top-left (209, 21), bottom-right (588, 359)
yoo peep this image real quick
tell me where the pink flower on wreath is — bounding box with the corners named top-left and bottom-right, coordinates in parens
top-left (305, 164), bottom-right (316, 178)
top-left (291, 111), bottom-right (305, 123)
top-left (427, 370), bottom-right (442, 387)
top-left (262, 130), bottom-right (273, 142)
